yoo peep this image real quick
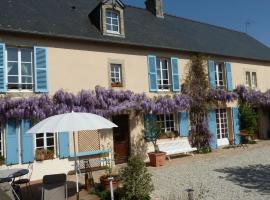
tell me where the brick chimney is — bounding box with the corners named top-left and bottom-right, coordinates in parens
top-left (145, 0), bottom-right (164, 18)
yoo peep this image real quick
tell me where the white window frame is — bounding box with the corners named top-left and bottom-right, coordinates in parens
top-left (110, 64), bottom-right (122, 85)
top-left (245, 71), bottom-right (257, 89)
top-left (105, 10), bottom-right (120, 34)
top-left (5, 47), bottom-right (34, 91)
top-left (157, 113), bottom-right (175, 133)
top-left (34, 133), bottom-right (55, 151)
top-left (215, 62), bottom-right (226, 89)
top-left (156, 58), bottom-right (171, 91)
top-left (216, 109), bottom-right (229, 140)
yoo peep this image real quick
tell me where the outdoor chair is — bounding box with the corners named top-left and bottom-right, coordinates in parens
top-left (13, 163), bottom-right (33, 197)
top-left (41, 173), bottom-right (67, 200)
top-left (0, 181), bottom-right (22, 200)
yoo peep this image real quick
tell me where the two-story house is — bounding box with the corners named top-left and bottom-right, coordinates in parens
top-left (1, 0), bottom-right (270, 180)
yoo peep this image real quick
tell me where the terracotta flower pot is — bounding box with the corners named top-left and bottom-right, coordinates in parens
top-left (100, 175), bottom-right (119, 191)
top-left (148, 151), bottom-right (166, 167)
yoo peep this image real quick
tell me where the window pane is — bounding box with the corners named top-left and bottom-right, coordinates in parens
top-left (111, 12), bottom-right (118, 18)
top-left (47, 138), bottom-right (54, 146)
top-left (252, 72), bottom-right (257, 87)
top-left (46, 133), bottom-right (54, 137)
top-left (246, 72), bottom-right (251, 87)
top-left (106, 24), bottom-right (112, 31)
top-left (106, 11), bottom-right (112, 18)
top-left (8, 62), bottom-right (18, 75)
top-left (112, 25), bottom-right (119, 32)
top-left (36, 139), bottom-right (44, 147)
top-left (21, 49), bottom-right (32, 62)
top-left (8, 76), bottom-right (18, 83)
top-left (112, 19), bottom-right (118, 25)
top-left (22, 76), bottom-right (32, 83)
top-left (7, 48), bottom-right (18, 61)
top-left (36, 133), bottom-right (44, 138)
top-left (21, 63), bottom-right (32, 76)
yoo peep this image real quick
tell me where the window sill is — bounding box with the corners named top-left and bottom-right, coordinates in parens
top-left (103, 32), bottom-right (125, 38)
top-left (6, 90), bottom-right (34, 93)
top-left (111, 83), bottom-right (123, 88)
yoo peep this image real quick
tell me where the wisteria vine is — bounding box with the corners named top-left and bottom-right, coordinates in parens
top-left (1, 85), bottom-right (269, 122)
top-left (0, 86), bottom-right (191, 122)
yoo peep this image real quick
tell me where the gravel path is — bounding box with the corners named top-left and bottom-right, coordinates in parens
top-left (150, 141), bottom-right (270, 200)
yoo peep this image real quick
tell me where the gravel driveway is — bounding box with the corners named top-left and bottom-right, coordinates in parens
top-left (150, 141), bottom-right (270, 200)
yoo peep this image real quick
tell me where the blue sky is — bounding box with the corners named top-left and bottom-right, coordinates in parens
top-left (123, 0), bottom-right (270, 47)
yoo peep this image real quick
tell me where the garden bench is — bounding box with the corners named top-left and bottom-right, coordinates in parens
top-left (158, 138), bottom-right (197, 161)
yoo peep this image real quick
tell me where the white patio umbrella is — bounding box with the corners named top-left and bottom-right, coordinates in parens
top-left (26, 112), bottom-right (117, 200)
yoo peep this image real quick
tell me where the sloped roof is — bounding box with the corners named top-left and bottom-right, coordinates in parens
top-left (0, 0), bottom-right (270, 62)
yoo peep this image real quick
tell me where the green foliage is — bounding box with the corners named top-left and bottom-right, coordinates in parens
top-left (118, 155), bottom-right (154, 200)
top-left (239, 103), bottom-right (258, 135)
top-left (184, 55), bottom-right (211, 149)
top-left (144, 118), bottom-right (164, 152)
top-left (91, 188), bottom-right (111, 200)
top-left (197, 146), bottom-right (212, 154)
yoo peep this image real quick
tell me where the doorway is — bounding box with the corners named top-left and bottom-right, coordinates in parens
top-left (112, 115), bottom-right (130, 164)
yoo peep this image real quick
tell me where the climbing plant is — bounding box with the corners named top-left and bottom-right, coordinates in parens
top-left (183, 55), bottom-right (212, 151)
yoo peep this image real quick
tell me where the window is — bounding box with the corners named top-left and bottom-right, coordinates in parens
top-left (157, 114), bottom-right (175, 133)
top-left (215, 62), bottom-right (226, 89)
top-left (6, 47), bottom-right (33, 90)
top-left (35, 133), bottom-right (55, 151)
top-left (216, 109), bottom-right (228, 139)
top-left (110, 64), bottom-right (122, 87)
top-left (157, 58), bottom-right (171, 91)
top-left (106, 10), bottom-right (120, 34)
top-left (246, 71), bottom-right (257, 88)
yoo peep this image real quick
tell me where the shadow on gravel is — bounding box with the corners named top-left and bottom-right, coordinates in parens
top-left (215, 164), bottom-right (270, 195)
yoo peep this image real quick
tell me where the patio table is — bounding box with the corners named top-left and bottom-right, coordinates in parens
top-left (0, 168), bottom-right (29, 182)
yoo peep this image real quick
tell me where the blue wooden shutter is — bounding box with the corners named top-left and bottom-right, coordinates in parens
top-left (171, 57), bottom-right (181, 92)
top-left (226, 62), bottom-right (233, 91)
top-left (6, 121), bottom-right (19, 165)
top-left (0, 43), bottom-right (7, 93)
top-left (34, 46), bottom-right (48, 93)
top-left (208, 60), bottom-right (216, 88)
top-left (208, 110), bottom-right (217, 149)
top-left (21, 120), bottom-right (34, 163)
top-left (148, 55), bottom-right (157, 92)
top-left (144, 114), bottom-right (157, 140)
top-left (59, 132), bottom-right (70, 158)
top-left (179, 112), bottom-right (189, 137)
top-left (232, 107), bottom-right (241, 145)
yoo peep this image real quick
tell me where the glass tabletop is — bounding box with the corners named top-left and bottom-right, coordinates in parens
top-left (0, 168), bottom-right (29, 179)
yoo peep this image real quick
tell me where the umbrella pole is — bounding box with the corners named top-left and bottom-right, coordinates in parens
top-left (73, 131), bottom-right (79, 200)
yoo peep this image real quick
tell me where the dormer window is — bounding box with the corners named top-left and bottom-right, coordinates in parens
top-left (106, 10), bottom-right (120, 34)
top-left (89, 0), bottom-right (125, 37)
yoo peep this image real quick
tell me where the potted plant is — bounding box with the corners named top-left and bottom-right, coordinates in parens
top-left (111, 82), bottom-right (122, 87)
top-left (99, 157), bottom-right (120, 191)
top-left (144, 117), bottom-right (166, 167)
top-left (45, 149), bottom-right (55, 160)
top-left (35, 149), bottom-right (46, 161)
top-left (239, 103), bottom-right (258, 144)
top-left (0, 155), bottom-right (5, 166)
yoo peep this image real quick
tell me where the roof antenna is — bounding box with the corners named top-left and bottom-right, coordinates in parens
top-left (245, 20), bottom-right (251, 34)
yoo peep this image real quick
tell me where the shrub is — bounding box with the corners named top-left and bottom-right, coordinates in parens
top-left (239, 103), bottom-right (258, 136)
top-left (118, 155), bottom-right (154, 200)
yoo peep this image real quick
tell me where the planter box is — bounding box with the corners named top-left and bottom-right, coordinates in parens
top-left (100, 175), bottom-right (119, 191)
top-left (148, 152), bottom-right (166, 167)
